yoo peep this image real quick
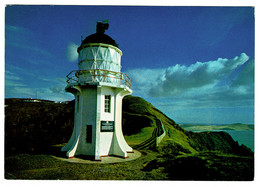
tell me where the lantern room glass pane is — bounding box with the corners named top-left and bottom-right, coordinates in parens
top-left (86, 48), bottom-right (94, 60)
top-left (91, 47), bottom-right (99, 59)
top-left (105, 48), bottom-right (111, 61)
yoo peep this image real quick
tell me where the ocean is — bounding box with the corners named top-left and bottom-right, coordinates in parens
top-left (180, 124), bottom-right (254, 152)
top-left (225, 130), bottom-right (254, 151)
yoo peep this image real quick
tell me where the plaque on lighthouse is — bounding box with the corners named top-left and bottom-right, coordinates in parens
top-left (101, 121), bottom-right (114, 132)
top-left (61, 21), bottom-right (133, 160)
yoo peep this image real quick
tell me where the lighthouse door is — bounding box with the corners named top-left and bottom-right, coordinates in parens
top-left (86, 125), bottom-right (92, 143)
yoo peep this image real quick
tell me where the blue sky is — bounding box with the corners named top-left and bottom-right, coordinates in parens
top-left (4, 5), bottom-right (254, 124)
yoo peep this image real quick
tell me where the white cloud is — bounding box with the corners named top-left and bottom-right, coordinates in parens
top-left (126, 68), bottom-right (165, 96)
top-left (5, 70), bottom-right (22, 81)
top-left (5, 80), bottom-right (26, 87)
top-left (49, 86), bottom-right (63, 94)
top-left (128, 53), bottom-right (254, 109)
top-left (6, 25), bottom-right (31, 34)
top-left (231, 59), bottom-right (254, 87)
top-left (148, 53), bottom-right (250, 97)
top-left (5, 69), bottom-right (27, 88)
top-left (8, 41), bottom-right (53, 57)
top-left (39, 87), bottom-right (73, 101)
top-left (5, 86), bottom-right (32, 98)
top-left (5, 68), bottom-right (34, 98)
top-left (66, 42), bottom-right (79, 62)
top-left (5, 66), bottom-right (72, 101)
top-left (5, 24), bottom-right (53, 57)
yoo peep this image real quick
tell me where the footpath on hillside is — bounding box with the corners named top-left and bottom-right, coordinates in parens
top-left (133, 118), bottom-right (165, 150)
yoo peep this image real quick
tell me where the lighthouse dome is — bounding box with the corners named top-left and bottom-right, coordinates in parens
top-left (77, 21), bottom-right (119, 53)
top-left (81, 33), bottom-right (118, 47)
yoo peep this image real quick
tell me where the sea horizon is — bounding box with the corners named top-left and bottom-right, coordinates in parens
top-left (179, 123), bottom-right (254, 152)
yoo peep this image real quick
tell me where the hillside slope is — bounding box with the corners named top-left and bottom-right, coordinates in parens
top-left (5, 98), bottom-right (74, 156)
top-left (122, 95), bottom-right (252, 156)
top-left (4, 96), bottom-right (252, 157)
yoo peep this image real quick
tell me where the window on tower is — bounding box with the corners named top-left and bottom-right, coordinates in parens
top-left (104, 95), bottom-right (111, 113)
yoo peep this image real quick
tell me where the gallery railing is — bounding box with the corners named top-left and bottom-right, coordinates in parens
top-left (66, 69), bottom-right (131, 88)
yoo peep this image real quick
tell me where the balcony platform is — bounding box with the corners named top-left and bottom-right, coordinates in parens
top-left (66, 69), bottom-right (131, 88)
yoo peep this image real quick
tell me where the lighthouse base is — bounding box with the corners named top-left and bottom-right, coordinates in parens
top-left (56, 150), bottom-right (141, 164)
top-left (61, 83), bottom-right (133, 160)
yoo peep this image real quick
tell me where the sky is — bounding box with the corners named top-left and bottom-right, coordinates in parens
top-left (4, 4), bottom-right (255, 124)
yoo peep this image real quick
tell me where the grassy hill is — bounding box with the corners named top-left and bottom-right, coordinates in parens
top-left (5, 98), bottom-right (74, 156)
top-left (4, 96), bottom-right (254, 180)
top-left (122, 96), bottom-right (252, 156)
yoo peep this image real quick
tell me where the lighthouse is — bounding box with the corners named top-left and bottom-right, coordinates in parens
top-left (61, 21), bottom-right (133, 160)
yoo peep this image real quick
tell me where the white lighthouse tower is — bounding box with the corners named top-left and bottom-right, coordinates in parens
top-left (62, 21), bottom-right (133, 160)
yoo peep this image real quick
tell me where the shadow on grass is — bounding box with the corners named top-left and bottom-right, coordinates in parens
top-left (143, 153), bottom-right (254, 181)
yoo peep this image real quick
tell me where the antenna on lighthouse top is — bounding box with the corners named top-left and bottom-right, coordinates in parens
top-left (96, 20), bottom-right (109, 34)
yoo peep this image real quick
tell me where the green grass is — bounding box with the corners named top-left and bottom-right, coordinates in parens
top-left (143, 152), bottom-right (254, 181)
top-left (125, 127), bottom-right (155, 146)
top-left (5, 150), bottom-right (161, 180)
top-left (5, 150), bottom-right (254, 180)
